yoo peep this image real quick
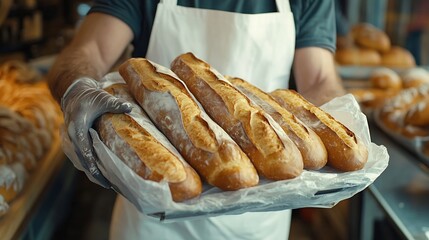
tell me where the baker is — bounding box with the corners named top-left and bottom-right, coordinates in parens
top-left (47, 0), bottom-right (346, 239)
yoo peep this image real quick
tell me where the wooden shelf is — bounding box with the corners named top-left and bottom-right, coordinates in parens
top-left (0, 133), bottom-right (66, 240)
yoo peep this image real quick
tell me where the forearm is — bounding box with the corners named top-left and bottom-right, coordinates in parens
top-left (47, 44), bottom-right (108, 103)
top-left (47, 13), bottom-right (133, 103)
top-left (293, 47), bottom-right (346, 106)
top-left (298, 72), bottom-right (346, 106)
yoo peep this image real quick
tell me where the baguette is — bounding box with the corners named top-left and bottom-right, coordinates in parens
top-left (119, 59), bottom-right (259, 190)
top-left (351, 23), bottom-right (391, 52)
top-left (171, 53), bottom-right (303, 180)
top-left (380, 84), bottom-right (429, 137)
top-left (96, 83), bottom-right (202, 202)
top-left (228, 77), bottom-right (327, 170)
top-left (271, 89), bottom-right (368, 171)
top-left (404, 97), bottom-right (429, 126)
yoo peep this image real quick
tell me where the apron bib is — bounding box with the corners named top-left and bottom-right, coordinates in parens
top-left (146, 0), bottom-right (295, 91)
top-left (111, 1), bottom-right (296, 239)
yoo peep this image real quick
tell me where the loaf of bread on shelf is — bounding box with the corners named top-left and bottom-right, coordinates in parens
top-left (228, 76), bottom-right (327, 170)
top-left (401, 68), bottom-right (429, 89)
top-left (119, 58), bottom-right (259, 190)
top-left (271, 89), bottom-right (368, 171)
top-left (335, 48), bottom-right (381, 66)
top-left (349, 88), bottom-right (399, 109)
top-left (0, 61), bottom-right (63, 172)
top-left (404, 97), bottom-right (429, 127)
top-left (96, 83), bottom-right (202, 202)
top-left (351, 23), bottom-right (391, 52)
top-left (378, 84), bottom-right (429, 138)
top-left (380, 46), bottom-right (416, 69)
top-left (369, 67), bottom-right (402, 90)
top-left (171, 53), bottom-right (304, 180)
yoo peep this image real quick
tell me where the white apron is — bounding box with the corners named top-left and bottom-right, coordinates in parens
top-left (111, 0), bottom-right (296, 239)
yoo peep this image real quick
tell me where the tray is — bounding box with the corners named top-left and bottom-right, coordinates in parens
top-left (62, 73), bottom-right (390, 222)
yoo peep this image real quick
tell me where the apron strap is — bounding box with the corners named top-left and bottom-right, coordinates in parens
top-left (160, 0), bottom-right (178, 5)
top-left (275, 0), bottom-right (291, 13)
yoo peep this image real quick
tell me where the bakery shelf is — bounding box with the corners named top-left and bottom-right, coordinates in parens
top-left (337, 65), bottom-right (429, 80)
top-left (0, 133), bottom-right (68, 240)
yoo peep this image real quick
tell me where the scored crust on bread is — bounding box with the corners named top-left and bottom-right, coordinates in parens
top-left (171, 52), bottom-right (303, 180)
top-left (401, 68), bottom-right (429, 89)
top-left (119, 58), bottom-right (259, 191)
top-left (379, 84), bottom-right (429, 137)
top-left (96, 84), bottom-right (202, 202)
top-left (271, 89), bottom-right (369, 171)
top-left (404, 97), bottom-right (429, 126)
top-left (228, 76), bottom-right (327, 170)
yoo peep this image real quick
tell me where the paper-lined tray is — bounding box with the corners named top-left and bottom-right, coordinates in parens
top-left (62, 72), bottom-right (389, 222)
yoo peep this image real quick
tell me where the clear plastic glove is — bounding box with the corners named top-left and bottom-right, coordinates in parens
top-left (61, 77), bottom-right (132, 188)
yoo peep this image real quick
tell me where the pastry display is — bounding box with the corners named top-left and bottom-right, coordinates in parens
top-left (336, 23), bottom-right (415, 68)
top-left (0, 61), bottom-right (63, 217)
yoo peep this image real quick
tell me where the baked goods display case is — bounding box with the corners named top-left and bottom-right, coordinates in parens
top-left (335, 17), bottom-right (429, 238)
top-left (335, 22), bottom-right (429, 170)
top-left (0, 61), bottom-right (65, 239)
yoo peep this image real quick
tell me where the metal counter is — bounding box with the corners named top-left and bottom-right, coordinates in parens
top-left (352, 124), bottom-right (429, 240)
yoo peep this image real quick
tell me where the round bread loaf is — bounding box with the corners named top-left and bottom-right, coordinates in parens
top-left (401, 68), bottom-right (429, 88)
top-left (335, 48), bottom-right (381, 66)
top-left (369, 67), bottom-right (402, 90)
top-left (381, 46), bottom-right (416, 68)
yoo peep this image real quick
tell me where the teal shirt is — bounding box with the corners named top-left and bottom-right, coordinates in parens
top-left (89, 0), bottom-right (336, 57)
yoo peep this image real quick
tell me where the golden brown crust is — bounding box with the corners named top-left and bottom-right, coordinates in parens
top-left (228, 76), bottom-right (327, 170)
top-left (349, 88), bottom-right (399, 109)
top-left (401, 68), bottom-right (429, 89)
top-left (404, 97), bottom-right (429, 126)
top-left (335, 48), bottom-right (381, 66)
top-left (171, 53), bottom-right (303, 180)
top-left (379, 84), bottom-right (429, 137)
top-left (381, 46), bottom-right (416, 69)
top-left (271, 89), bottom-right (368, 171)
top-left (369, 68), bottom-right (402, 90)
top-left (351, 23), bottom-right (391, 52)
top-left (97, 84), bottom-right (202, 202)
top-left (119, 59), bottom-right (259, 190)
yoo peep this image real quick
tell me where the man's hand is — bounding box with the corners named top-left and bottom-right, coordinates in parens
top-left (61, 77), bottom-right (132, 188)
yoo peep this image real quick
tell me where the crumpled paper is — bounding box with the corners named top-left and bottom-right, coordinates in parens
top-left (62, 72), bottom-right (389, 222)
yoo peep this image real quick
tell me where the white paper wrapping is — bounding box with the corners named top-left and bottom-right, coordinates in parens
top-left (62, 73), bottom-right (389, 222)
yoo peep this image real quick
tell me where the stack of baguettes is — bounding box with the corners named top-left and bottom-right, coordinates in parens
top-left (96, 52), bottom-right (369, 202)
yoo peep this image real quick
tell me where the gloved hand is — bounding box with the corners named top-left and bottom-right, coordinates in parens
top-left (61, 77), bottom-right (132, 188)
